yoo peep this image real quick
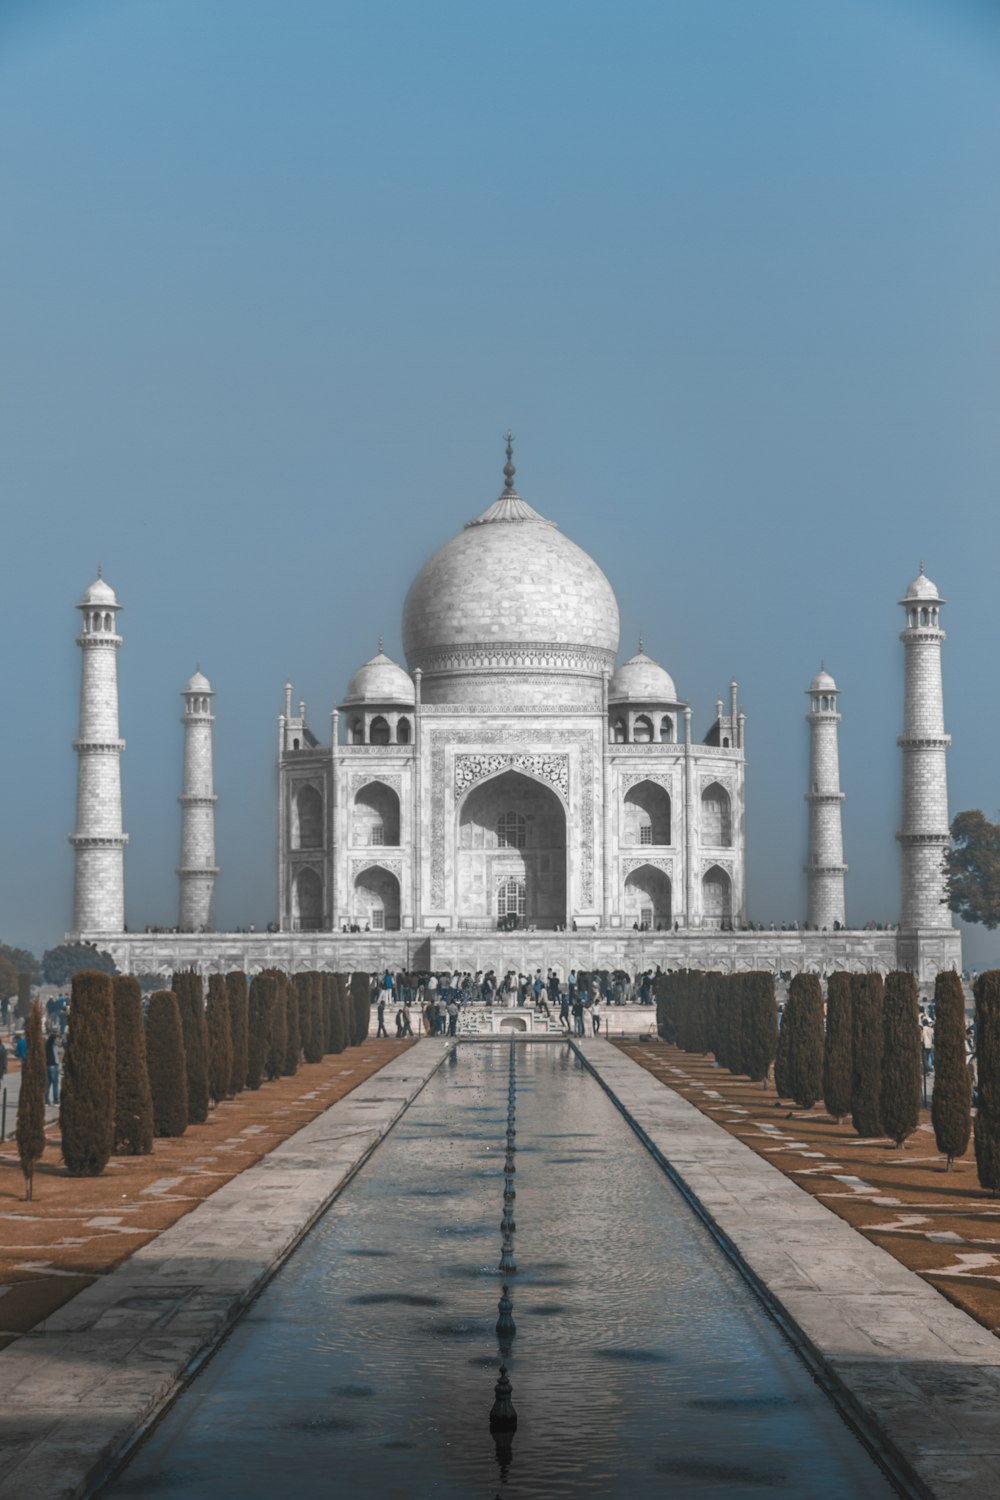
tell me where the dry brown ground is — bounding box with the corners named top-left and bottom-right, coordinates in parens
top-left (0, 1039), bottom-right (414, 1349)
top-left (616, 1039), bottom-right (1000, 1338)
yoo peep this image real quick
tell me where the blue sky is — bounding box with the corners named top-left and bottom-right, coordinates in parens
top-left (1, 0), bottom-right (998, 962)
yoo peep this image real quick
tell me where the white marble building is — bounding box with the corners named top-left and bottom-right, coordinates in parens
top-left (277, 443), bottom-right (746, 938)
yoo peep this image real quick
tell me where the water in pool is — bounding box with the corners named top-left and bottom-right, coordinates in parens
top-left (102, 1043), bottom-right (899, 1498)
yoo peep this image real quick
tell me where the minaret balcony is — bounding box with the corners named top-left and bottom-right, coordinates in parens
top-left (896, 734), bottom-right (951, 750)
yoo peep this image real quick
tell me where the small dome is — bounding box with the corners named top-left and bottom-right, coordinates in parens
top-left (185, 670), bottom-right (212, 694)
top-left (609, 649), bottom-right (678, 704)
top-left (901, 568), bottom-right (943, 603)
top-left (343, 651), bottom-right (415, 706)
top-left (810, 667), bottom-right (837, 693)
top-left (78, 574), bottom-right (119, 609)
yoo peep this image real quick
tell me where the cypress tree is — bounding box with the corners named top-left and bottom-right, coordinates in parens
top-left (172, 970), bottom-right (210, 1124)
top-left (880, 971), bottom-right (922, 1148)
top-left (60, 970), bottom-right (116, 1176)
top-left (16, 998), bottom-right (47, 1200)
top-left (246, 972), bottom-right (271, 1089)
top-left (931, 971), bottom-right (971, 1170)
top-left (206, 974), bottom-right (233, 1106)
top-left (351, 970), bottom-right (371, 1046)
top-left (338, 972), bottom-right (354, 1048)
top-left (741, 972), bottom-right (777, 1084)
top-left (655, 973), bottom-right (675, 1044)
top-left (298, 973), bottom-right (320, 1064)
top-left (146, 990), bottom-right (188, 1137)
top-left (112, 976), bottom-right (153, 1155)
top-left (823, 972), bottom-right (853, 1123)
top-left (327, 974), bottom-right (346, 1053)
top-left (786, 972), bottom-right (824, 1110)
top-left (226, 971), bottom-right (249, 1095)
top-left (702, 972), bottom-right (723, 1059)
top-left (284, 974), bottom-right (301, 1075)
top-left (263, 970), bottom-right (287, 1081)
top-left (723, 974), bottom-right (746, 1075)
top-left (850, 972), bottom-right (885, 1138)
top-left (16, 971), bottom-right (31, 1025)
top-left (973, 970), bottom-right (1000, 1194)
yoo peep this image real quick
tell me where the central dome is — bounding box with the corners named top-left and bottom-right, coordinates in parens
top-left (402, 450), bottom-right (620, 706)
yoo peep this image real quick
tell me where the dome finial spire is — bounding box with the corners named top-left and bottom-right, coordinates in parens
top-left (378, 633), bottom-right (384, 655)
top-left (919, 559), bottom-right (924, 575)
top-left (638, 632), bottom-right (644, 654)
top-left (503, 431), bottom-right (516, 493)
top-left (97, 562), bottom-right (103, 578)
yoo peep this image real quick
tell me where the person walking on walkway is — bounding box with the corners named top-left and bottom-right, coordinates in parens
top-left (448, 999), bottom-right (459, 1037)
top-left (401, 1002), bottom-right (413, 1037)
top-left (45, 1030), bottom-right (60, 1105)
top-left (591, 998), bottom-right (602, 1036)
top-left (376, 996), bottom-right (388, 1038)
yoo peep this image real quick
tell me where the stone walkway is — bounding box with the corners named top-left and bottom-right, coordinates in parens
top-left (0, 1041), bottom-right (452, 1500)
top-left (577, 1038), bottom-right (1000, 1500)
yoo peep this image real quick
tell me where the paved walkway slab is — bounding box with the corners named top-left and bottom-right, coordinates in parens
top-left (578, 1038), bottom-right (1000, 1500)
top-left (0, 1042), bottom-right (451, 1500)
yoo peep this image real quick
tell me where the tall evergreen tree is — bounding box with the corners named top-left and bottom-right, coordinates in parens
top-left (265, 970), bottom-right (288, 1081)
top-left (226, 971), bottom-right (249, 1095)
top-left (146, 990), bottom-right (188, 1137)
top-left (684, 971), bottom-right (708, 1052)
top-left (298, 973), bottom-right (320, 1064)
top-left (822, 972), bottom-right (853, 1123)
top-left (350, 970), bottom-right (371, 1046)
top-left (327, 974), bottom-right (346, 1053)
top-left (654, 973), bottom-right (674, 1044)
top-left (702, 972), bottom-right (723, 1059)
top-left (931, 970), bottom-right (971, 1170)
top-left (206, 974), bottom-right (233, 1106)
top-left (284, 974), bottom-right (301, 1075)
top-left (16, 999), bottom-right (47, 1200)
top-left (973, 970), bottom-right (1000, 1194)
top-left (246, 972), bottom-right (272, 1090)
top-left (723, 974), bottom-right (745, 1075)
top-left (741, 972), bottom-right (778, 1084)
top-left (172, 970), bottom-right (210, 1124)
top-left (60, 970), bottom-right (116, 1176)
top-left (850, 972), bottom-right (885, 1138)
top-left (112, 976), bottom-right (153, 1155)
top-left (774, 994), bottom-right (794, 1099)
top-left (880, 971), bottom-right (922, 1148)
top-left (786, 972), bottom-right (824, 1110)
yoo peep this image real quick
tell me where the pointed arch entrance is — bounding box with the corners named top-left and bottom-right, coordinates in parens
top-left (457, 769), bottom-right (567, 928)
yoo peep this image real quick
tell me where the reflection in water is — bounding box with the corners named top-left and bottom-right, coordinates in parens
top-left (102, 1046), bottom-right (900, 1500)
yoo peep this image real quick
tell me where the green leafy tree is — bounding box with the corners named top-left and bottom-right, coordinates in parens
top-left (206, 974), bottom-right (233, 1106)
top-left (945, 811), bottom-right (1000, 928)
top-left (786, 973), bottom-right (824, 1110)
top-left (246, 973), bottom-right (272, 1089)
top-left (42, 942), bottom-right (116, 986)
top-left (931, 971), bottom-right (971, 1170)
top-left (146, 990), bottom-right (188, 1137)
top-left (112, 976), bottom-right (153, 1155)
top-left (226, 971), bottom-right (249, 1094)
top-left (822, 973), bottom-right (853, 1124)
top-left (16, 999), bottom-right (47, 1200)
top-left (173, 971), bottom-right (210, 1124)
top-left (974, 970), bottom-right (1000, 1194)
top-left (880, 971), bottom-right (922, 1148)
top-left (60, 970), bottom-right (116, 1176)
top-left (741, 972), bottom-right (778, 1084)
top-left (0, 954), bottom-right (18, 1003)
top-left (850, 973), bottom-right (885, 1138)
top-left (0, 943), bottom-right (38, 980)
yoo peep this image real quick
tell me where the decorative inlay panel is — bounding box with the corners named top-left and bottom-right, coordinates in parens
top-left (620, 772), bottom-right (672, 793)
top-left (413, 642), bottom-right (615, 675)
top-left (350, 772), bottom-right (402, 795)
top-left (454, 753), bottom-right (568, 802)
top-left (621, 857), bottom-right (673, 877)
top-left (351, 857), bottom-right (404, 880)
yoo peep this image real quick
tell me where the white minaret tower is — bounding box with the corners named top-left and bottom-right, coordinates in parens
top-left (805, 667), bottom-right (847, 929)
top-left (71, 572), bottom-right (127, 932)
top-left (178, 669), bottom-right (219, 931)
top-left (898, 567), bottom-right (953, 930)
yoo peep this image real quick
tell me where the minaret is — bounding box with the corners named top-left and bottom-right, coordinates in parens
top-left (898, 567), bottom-right (952, 930)
top-left (71, 572), bottom-right (127, 932)
top-left (805, 667), bottom-right (846, 929)
top-left (178, 669), bottom-right (219, 931)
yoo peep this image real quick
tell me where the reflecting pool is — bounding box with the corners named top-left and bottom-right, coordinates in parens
top-left (103, 1044), bottom-right (899, 1498)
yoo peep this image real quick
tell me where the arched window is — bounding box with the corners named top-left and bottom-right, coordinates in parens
top-left (659, 716), bottom-right (673, 743)
top-left (354, 782), bottom-right (400, 847)
top-left (104, 613), bottom-right (112, 631)
top-left (292, 737), bottom-right (300, 751)
top-left (702, 865), bottom-right (732, 930)
top-left (497, 810), bottom-right (527, 849)
top-left (613, 718), bottom-right (626, 744)
top-left (624, 865), bottom-right (671, 930)
top-left (397, 716), bottom-right (411, 745)
top-left (623, 781), bottom-right (671, 846)
top-left (354, 866), bottom-right (401, 931)
top-left (294, 784), bottom-right (323, 849)
top-left (294, 868), bottom-right (323, 931)
top-left (920, 608), bottom-right (929, 626)
top-left (370, 716), bottom-right (390, 746)
top-left (701, 782), bottom-right (732, 846)
top-left (497, 877), bottom-right (526, 923)
top-left (351, 719), bottom-right (364, 744)
top-left (633, 714), bottom-right (653, 744)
